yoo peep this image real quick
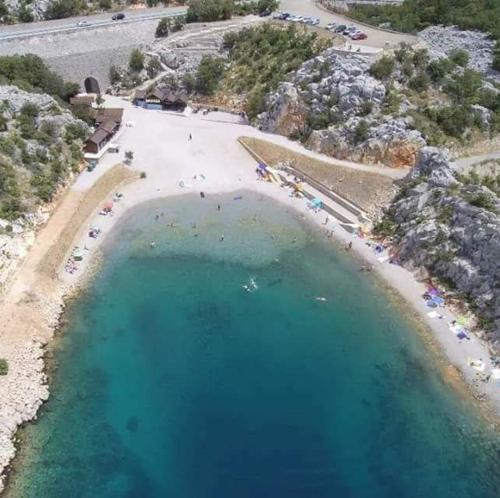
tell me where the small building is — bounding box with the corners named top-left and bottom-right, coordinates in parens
top-left (133, 86), bottom-right (187, 111)
top-left (83, 108), bottom-right (124, 156)
top-left (95, 108), bottom-right (124, 126)
top-left (70, 94), bottom-right (96, 106)
top-left (83, 128), bottom-right (111, 155)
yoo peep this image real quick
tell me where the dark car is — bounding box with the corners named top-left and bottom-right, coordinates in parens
top-left (259, 10), bottom-right (271, 17)
top-left (334, 24), bottom-right (346, 33)
top-left (112, 13), bottom-right (125, 21)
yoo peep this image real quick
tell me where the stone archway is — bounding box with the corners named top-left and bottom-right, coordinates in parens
top-left (84, 76), bottom-right (100, 95)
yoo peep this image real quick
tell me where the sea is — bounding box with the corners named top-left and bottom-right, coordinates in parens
top-left (6, 192), bottom-right (500, 498)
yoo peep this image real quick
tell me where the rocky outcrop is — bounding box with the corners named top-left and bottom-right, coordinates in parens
top-left (385, 147), bottom-right (500, 342)
top-left (258, 49), bottom-right (425, 167)
top-left (5, 0), bottom-right (50, 20)
top-left (419, 25), bottom-right (500, 81)
top-left (307, 117), bottom-right (425, 167)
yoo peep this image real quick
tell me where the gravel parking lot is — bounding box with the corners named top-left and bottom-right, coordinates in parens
top-left (279, 0), bottom-right (417, 48)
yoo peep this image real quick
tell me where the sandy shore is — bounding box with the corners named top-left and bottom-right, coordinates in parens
top-left (0, 98), bottom-right (499, 492)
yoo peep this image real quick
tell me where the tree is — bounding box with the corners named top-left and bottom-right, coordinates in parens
top-left (129, 49), bottom-right (145, 73)
top-left (156, 17), bottom-right (170, 38)
top-left (99, 0), bottom-right (112, 9)
top-left (0, 359), bottom-right (8, 376)
top-left (195, 55), bottom-right (225, 95)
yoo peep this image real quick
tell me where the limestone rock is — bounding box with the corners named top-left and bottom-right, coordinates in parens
top-left (386, 147), bottom-right (500, 342)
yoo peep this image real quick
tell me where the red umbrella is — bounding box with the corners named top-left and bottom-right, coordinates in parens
top-left (103, 202), bottom-right (113, 212)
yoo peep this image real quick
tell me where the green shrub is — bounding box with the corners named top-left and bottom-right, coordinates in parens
top-left (156, 17), bottom-right (170, 38)
top-left (466, 192), bottom-right (497, 212)
top-left (409, 71), bottom-right (430, 92)
top-left (358, 101), bottom-right (374, 117)
top-left (45, 0), bottom-right (86, 20)
top-left (353, 120), bottom-right (370, 144)
top-left (186, 0), bottom-right (233, 23)
top-left (369, 56), bottom-right (395, 80)
top-left (427, 57), bottom-right (455, 83)
top-left (65, 122), bottom-right (88, 142)
top-left (449, 49), bottom-right (470, 67)
top-left (0, 359), bottom-right (7, 376)
top-left (18, 5), bottom-right (34, 22)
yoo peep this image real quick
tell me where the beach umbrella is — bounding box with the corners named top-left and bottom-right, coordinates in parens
top-left (103, 202), bottom-right (113, 212)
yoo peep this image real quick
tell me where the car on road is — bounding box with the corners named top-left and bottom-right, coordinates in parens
top-left (112, 13), bottom-right (125, 21)
top-left (334, 24), bottom-right (347, 33)
top-left (350, 32), bottom-right (368, 40)
top-left (76, 20), bottom-right (91, 27)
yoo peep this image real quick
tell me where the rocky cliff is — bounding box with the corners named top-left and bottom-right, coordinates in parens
top-left (381, 147), bottom-right (500, 342)
top-left (257, 48), bottom-right (426, 168)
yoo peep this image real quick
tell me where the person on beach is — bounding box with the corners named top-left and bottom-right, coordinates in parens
top-left (220, 234), bottom-right (225, 242)
top-left (324, 216), bottom-right (329, 225)
top-left (346, 241), bottom-right (352, 251)
top-left (189, 133), bottom-right (192, 141)
top-left (217, 204), bottom-right (221, 211)
top-left (200, 192), bottom-right (205, 199)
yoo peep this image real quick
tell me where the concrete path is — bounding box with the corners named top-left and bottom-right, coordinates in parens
top-left (453, 150), bottom-right (500, 169)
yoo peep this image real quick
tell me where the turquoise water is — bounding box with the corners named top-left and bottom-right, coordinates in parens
top-left (7, 192), bottom-right (500, 497)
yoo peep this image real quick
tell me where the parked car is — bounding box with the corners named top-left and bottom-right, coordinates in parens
top-left (309, 17), bottom-right (320, 26)
top-left (343, 26), bottom-right (357, 35)
top-left (351, 32), bottom-right (368, 40)
top-left (334, 24), bottom-right (346, 33)
top-left (326, 23), bottom-right (337, 31)
top-left (259, 10), bottom-right (271, 17)
top-left (112, 13), bottom-right (125, 21)
top-left (76, 20), bottom-right (91, 27)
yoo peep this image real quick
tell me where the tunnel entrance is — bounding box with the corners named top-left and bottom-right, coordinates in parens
top-left (84, 77), bottom-right (100, 95)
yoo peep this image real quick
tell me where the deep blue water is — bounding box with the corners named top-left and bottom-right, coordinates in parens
top-left (7, 193), bottom-right (500, 497)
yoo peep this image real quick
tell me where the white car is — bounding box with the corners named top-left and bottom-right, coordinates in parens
top-left (76, 20), bottom-right (91, 27)
top-left (309, 18), bottom-right (320, 26)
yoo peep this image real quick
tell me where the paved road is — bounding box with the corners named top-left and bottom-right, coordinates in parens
top-left (279, 0), bottom-right (416, 48)
top-left (0, 6), bottom-right (187, 41)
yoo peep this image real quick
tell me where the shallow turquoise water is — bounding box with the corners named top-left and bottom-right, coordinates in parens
top-left (8, 193), bottom-right (500, 497)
